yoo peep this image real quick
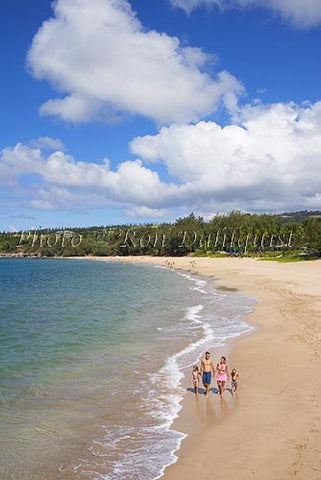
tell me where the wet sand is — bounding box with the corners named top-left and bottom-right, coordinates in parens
top-left (95, 256), bottom-right (321, 480)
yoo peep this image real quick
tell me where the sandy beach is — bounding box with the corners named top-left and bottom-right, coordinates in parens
top-left (96, 256), bottom-right (321, 480)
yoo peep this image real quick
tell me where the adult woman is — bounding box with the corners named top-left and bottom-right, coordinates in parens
top-left (216, 356), bottom-right (229, 396)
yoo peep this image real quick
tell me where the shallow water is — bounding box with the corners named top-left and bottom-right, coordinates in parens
top-left (0, 258), bottom-right (255, 480)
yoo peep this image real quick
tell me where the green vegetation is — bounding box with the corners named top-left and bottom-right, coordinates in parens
top-left (0, 210), bottom-right (320, 259)
top-left (255, 250), bottom-right (320, 262)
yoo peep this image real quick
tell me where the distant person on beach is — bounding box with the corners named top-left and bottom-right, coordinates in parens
top-left (216, 356), bottom-right (230, 396)
top-left (192, 365), bottom-right (201, 395)
top-left (231, 368), bottom-right (239, 394)
top-left (200, 352), bottom-right (216, 397)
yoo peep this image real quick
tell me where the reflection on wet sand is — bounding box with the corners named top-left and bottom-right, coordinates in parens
top-left (190, 387), bottom-right (236, 425)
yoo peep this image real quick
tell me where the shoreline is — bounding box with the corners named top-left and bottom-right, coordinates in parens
top-left (7, 255), bottom-right (320, 478)
top-left (91, 256), bottom-right (321, 480)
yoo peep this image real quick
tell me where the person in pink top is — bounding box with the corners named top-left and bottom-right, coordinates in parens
top-left (216, 356), bottom-right (230, 396)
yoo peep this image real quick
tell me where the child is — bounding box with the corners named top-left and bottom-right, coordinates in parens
top-left (231, 368), bottom-right (239, 394)
top-left (192, 365), bottom-right (201, 395)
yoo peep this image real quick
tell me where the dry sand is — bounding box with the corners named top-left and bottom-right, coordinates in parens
top-left (96, 256), bottom-right (321, 480)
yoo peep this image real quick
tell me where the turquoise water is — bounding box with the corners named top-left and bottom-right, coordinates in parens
top-left (0, 258), bottom-right (255, 480)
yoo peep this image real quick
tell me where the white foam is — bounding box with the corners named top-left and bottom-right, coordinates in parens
top-left (83, 424), bottom-right (186, 480)
top-left (134, 272), bottom-right (258, 479)
top-left (66, 268), bottom-right (257, 480)
top-left (144, 302), bottom-right (220, 432)
top-left (178, 272), bottom-right (208, 294)
top-left (184, 304), bottom-right (203, 323)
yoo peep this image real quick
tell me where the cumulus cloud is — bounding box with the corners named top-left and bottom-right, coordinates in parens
top-left (123, 206), bottom-right (167, 218)
top-left (27, 0), bottom-right (242, 125)
top-left (2, 101), bottom-right (321, 218)
top-left (130, 101), bottom-right (321, 211)
top-left (30, 136), bottom-right (65, 151)
top-left (0, 144), bottom-right (43, 185)
top-left (0, 143), bottom-right (168, 213)
top-left (170, 0), bottom-right (321, 28)
top-left (28, 185), bottom-right (104, 211)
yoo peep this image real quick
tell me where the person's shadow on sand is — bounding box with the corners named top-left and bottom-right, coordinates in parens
top-left (187, 387), bottom-right (220, 395)
top-left (187, 387), bottom-right (205, 394)
top-left (210, 387), bottom-right (219, 395)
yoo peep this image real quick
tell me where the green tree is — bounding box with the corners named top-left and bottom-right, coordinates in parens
top-left (304, 218), bottom-right (321, 254)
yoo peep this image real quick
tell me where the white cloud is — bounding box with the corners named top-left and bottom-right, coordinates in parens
top-left (130, 101), bottom-right (321, 211)
top-left (0, 143), bottom-right (43, 184)
top-left (28, 185), bottom-right (103, 211)
top-left (0, 143), bottom-right (170, 211)
top-left (27, 0), bottom-right (242, 125)
top-left (123, 206), bottom-right (167, 218)
top-left (170, 0), bottom-right (219, 14)
top-left (170, 0), bottom-right (321, 28)
top-left (30, 136), bottom-right (65, 151)
top-left (2, 101), bottom-right (321, 219)
top-left (39, 95), bottom-right (101, 124)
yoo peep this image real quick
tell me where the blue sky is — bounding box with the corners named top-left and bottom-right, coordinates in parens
top-left (1, 0), bottom-right (321, 231)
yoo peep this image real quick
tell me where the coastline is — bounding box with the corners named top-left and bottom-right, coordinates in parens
top-left (92, 256), bottom-right (321, 480)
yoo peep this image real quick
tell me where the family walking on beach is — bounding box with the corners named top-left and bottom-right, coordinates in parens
top-left (192, 352), bottom-right (239, 397)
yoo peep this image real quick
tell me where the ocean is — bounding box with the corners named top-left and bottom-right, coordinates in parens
top-left (0, 258), bottom-right (255, 480)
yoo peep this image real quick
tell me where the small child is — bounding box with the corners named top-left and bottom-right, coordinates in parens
top-left (192, 365), bottom-right (201, 395)
top-left (231, 368), bottom-right (239, 394)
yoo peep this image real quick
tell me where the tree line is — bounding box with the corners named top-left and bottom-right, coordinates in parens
top-left (0, 211), bottom-right (320, 258)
